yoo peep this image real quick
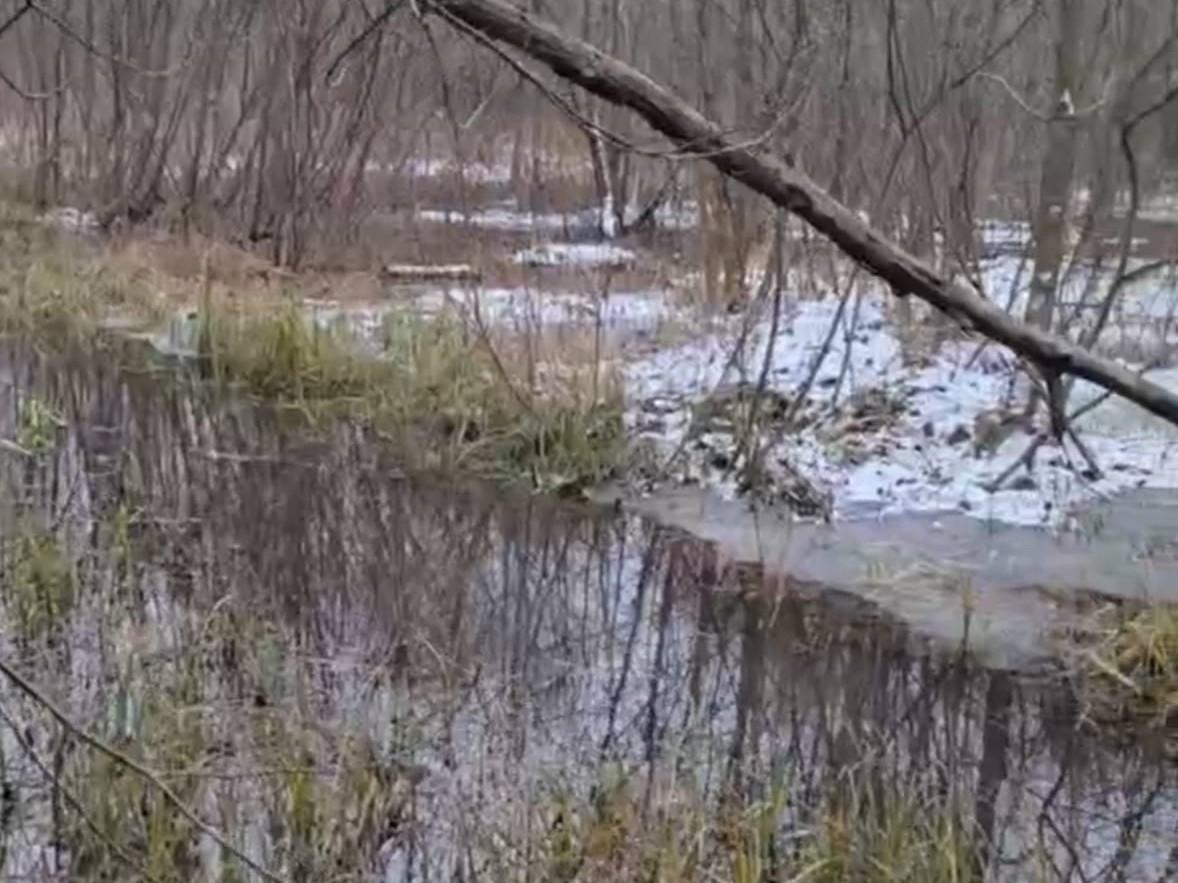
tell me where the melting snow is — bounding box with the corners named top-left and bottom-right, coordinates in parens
top-left (403, 157), bottom-right (514, 184)
top-left (40, 206), bottom-right (98, 233)
top-left (414, 285), bottom-right (675, 331)
top-left (623, 279), bottom-right (1178, 527)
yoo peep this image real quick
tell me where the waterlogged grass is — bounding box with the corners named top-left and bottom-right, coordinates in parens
top-left (524, 768), bottom-right (984, 883)
top-left (16, 396), bottom-right (64, 455)
top-left (0, 521), bottom-right (421, 882)
top-left (0, 210), bottom-right (627, 491)
top-left (811, 786), bottom-right (979, 883)
top-left (197, 302), bottom-right (626, 489)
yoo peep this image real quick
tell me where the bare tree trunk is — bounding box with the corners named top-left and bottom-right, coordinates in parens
top-left (427, 0), bottom-right (1178, 427)
top-left (1024, 0), bottom-right (1082, 336)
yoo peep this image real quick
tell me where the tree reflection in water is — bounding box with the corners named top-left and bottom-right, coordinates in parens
top-left (0, 341), bottom-right (1173, 881)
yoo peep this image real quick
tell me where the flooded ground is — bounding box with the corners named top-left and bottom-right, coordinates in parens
top-left (0, 341), bottom-right (1176, 881)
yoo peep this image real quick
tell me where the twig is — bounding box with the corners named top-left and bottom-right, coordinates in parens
top-left (785, 274), bottom-right (855, 426)
top-left (0, 0), bottom-right (30, 41)
top-left (0, 64), bottom-right (69, 100)
top-left (324, 0), bottom-right (408, 84)
top-left (986, 432), bottom-right (1046, 493)
top-left (985, 369), bottom-right (1131, 492)
top-left (977, 72), bottom-right (1049, 121)
top-left (0, 658), bottom-right (289, 883)
top-left (0, 439), bottom-right (34, 457)
top-left (738, 213), bottom-right (787, 473)
top-left (829, 286), bottom-right (865, 411)
top-left (464, 286), bottom-right (537, 417)
top-left (654, 253), bottom-right (779, 476)
top-left (27, 0), bottom-right (198, 77)
top-left (965, 239), bottom-right (1031, 370)
top-left (0, 700), bottom-right (161, 882)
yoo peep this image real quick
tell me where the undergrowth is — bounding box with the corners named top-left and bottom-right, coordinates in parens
top-left (0, 206), bottom-right (164, 340)
top-left (0, 209), bottom-right (626, 491)
top-left (2, 526), bottom-right (75, 642)
top-left (523, 766), bottom-right (985, 883)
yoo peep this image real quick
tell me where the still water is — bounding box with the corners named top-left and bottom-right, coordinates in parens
top-left (0, 340), bottom-right (1174, 881)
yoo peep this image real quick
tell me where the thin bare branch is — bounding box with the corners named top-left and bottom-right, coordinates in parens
top-left (977, 71), bottom-right (1049, 121)
top-left (0, 658), bottom-right (289, 883)
top-left (0, 0), bottom-right (31, 42)
top-left (26, 0), bottom-right (197, 76)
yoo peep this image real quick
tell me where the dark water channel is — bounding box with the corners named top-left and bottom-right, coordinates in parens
top-left (0, 340), bottom-right (1176, 881)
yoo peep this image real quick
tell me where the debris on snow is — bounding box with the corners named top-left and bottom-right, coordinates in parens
top-left (621, 273), bottom-right (1178, 527)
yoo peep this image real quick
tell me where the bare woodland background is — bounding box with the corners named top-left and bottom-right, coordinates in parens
top-left (0, 0), bottom-right (1171, 351)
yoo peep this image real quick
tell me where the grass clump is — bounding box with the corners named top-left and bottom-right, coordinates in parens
top-left (198, 303), bottom-right (380, 401)
top-left (1087, 603), bottom-right (1178, 725)
top-left (810, 785), bottom-right (978, 883)
top-left (195, 300), bottom-right (626, 491)
top-left (16, 395), bottom-right (65, 455)
top-left (1, 527), bottom-right (76, 642)
top-left (519, 767), bottom-right (984, 883)
top-left (0, 209), bottom-right (164, 343)
top-left (0, 208), bottom-right (628, 493)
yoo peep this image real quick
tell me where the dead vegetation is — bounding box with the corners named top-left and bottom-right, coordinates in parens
top-left (0, 212), bottom-right (628, 494)
top-left (1082, 601), bottom-right (1178, 736)
top-left (526, 769), bottom-right (984, 883)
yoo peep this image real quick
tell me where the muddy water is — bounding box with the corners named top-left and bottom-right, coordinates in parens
top-left (0, 342), bottom-right (1176, 881)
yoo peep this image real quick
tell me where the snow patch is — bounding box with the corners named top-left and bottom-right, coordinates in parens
top-left (417, 205), bottom-right (593, 234)
top-left (403, 157), bottom-right (515, 185)
top-left (415, 286), bottom-right (676, 331)
top-left (40, 207), bottom-right (98, 233)
top-left (512, 243), bottom-right (637, 269)
top-left (623, 286), bottom-right (1178, 527)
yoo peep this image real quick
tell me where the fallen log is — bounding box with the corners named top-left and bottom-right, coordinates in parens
top-left (427, 0), bottom-right (1178, 426)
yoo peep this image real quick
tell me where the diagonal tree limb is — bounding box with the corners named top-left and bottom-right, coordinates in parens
top-left (0, 658), bottom-right (289, 883)
top-left (427, 0), bottom-right (1178, 428)
top-left (0, 1), bottom-right (31, 42)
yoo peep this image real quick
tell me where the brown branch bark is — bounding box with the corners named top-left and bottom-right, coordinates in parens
top-left (0, 658), bottom-right (288, 883)
top-left (427, 0), bottom-right (1178, 427)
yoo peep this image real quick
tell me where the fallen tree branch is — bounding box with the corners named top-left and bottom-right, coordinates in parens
top-left (426, 0), bottom-right (1178, 428)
